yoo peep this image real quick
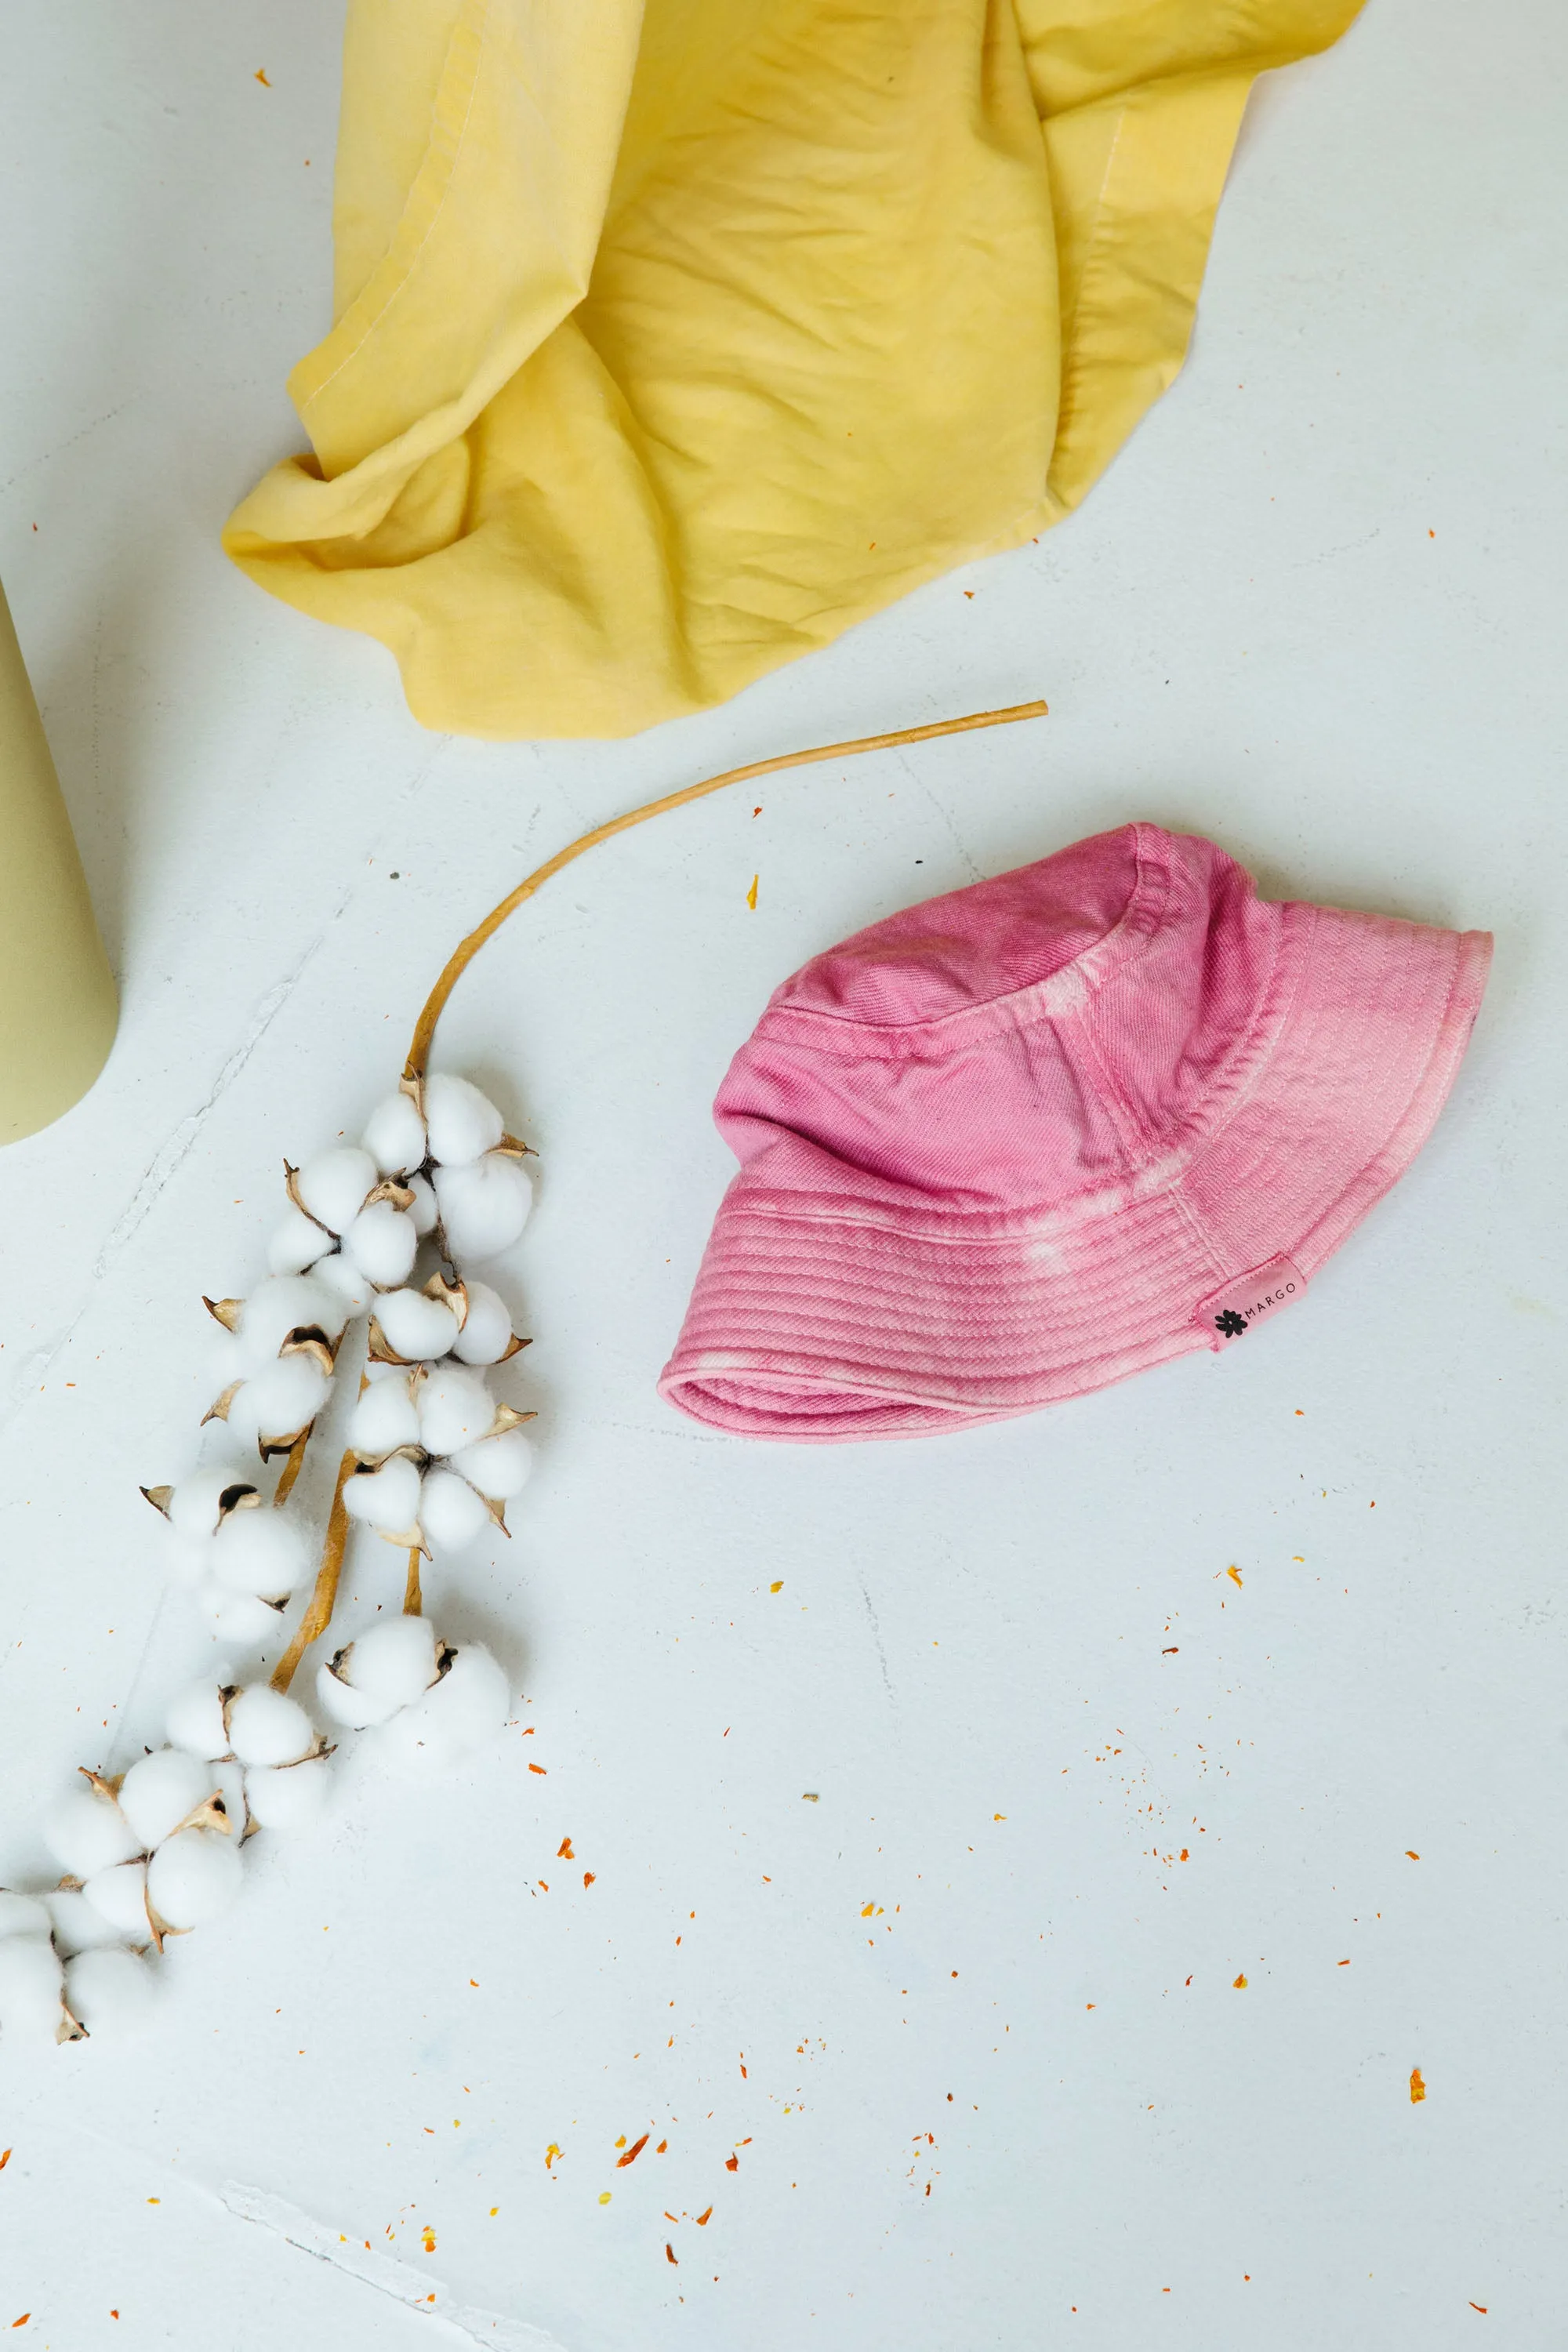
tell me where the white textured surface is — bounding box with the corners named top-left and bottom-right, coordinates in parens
top-left (2, 5), bottom-right (1565, 2346)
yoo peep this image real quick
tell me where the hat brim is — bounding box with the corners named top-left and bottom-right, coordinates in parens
top-left (659, 909), bottom-right (1491, 1440)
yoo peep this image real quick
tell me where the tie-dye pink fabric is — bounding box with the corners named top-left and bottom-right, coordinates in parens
top-left (661, 824), bottom-right (1490, 1441)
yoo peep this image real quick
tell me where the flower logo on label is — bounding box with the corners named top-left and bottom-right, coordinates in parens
top-left (1214, 1308), bottom-right (1249, 1339)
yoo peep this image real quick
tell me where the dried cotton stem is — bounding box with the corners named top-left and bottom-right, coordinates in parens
top-left (271, 1426), bottom-right (311, 1511)
top-left (269, 1443), bottom-right (354, 1693)
top-left (402, 701), bottom-right (1047, 1083)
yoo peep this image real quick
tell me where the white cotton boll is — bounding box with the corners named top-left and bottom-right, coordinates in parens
top-left (164, 1533), bottom-right (216, 1589)
top-left (314, 1657), bottom-right (401, 1730)
top-left (165, 1465), bottom-right (258, 1541)
top-left (43, 1887), bottom-right (125, 1958)
top-left (423, 1073), bottom-right (506, 1168)
top-left (194, 1581), bottom-right (285, 1646)
top-left (0, 1890), bottom-right (52, 1940)
top-left (416, 1468), bottom-right (491, 1553)
top-left (338, 1615), bottom-right (439, 1708)
top-left (294, 1145), bottom-right (377, 1236)
top-left (344, 1200), bottom-right (417, 1288)
top-left (228, 1355), bottom-right (332, 1449)
top-left (63, 1946), bottom-right (154, 2040)
top-left (211, 1508), bottom-right (308, 1599)
top-left (215, 1759), bottom-right (248, 1835)
top-left (433, 1156), bottom-right (532, 1264)
top-left (0, 1935), bottom-right (66, 2041)
top-left (375, 1287), bottom-right (459, 1360)
top-left (416, 1365), bottom-right (495, 1457)
top-left (146, 1828), bottom-right (241, 1930)
top-left (238, 1272), bottom-right (350, 1366)
top-left (363, 1091), bottom-right (427, 1177)
top-left (43, 1784), bottom-right (141, 1878)
top-left (243, 1755), bottom-right (331, 1833)
top-left (267, 1206), bottom-right (334, 1276)
top-left (452, 1280), bottom-right (515, 1366)
top-left (407, 1172), bottom-right (438, 1236)
top-left (347, 1377), bottom-right (421, 1461)
top-left (314, 1250), bottom-right (373, 1315)
top-left (342, 1455), bottom-right (423, 1534)
top-left (448, 1428), bottom-right (534, 1501)
top-left (82, 1860), bottom-right (152, 1941)
top-left (118, 1749), bottom-right (216, 1849)
top-left (225, 1685), bottom-right (314, 1769)
top-left (374, 1643), bottom-right (510, 1773)
top-left (165, 1679), bottom-right (231, 1762)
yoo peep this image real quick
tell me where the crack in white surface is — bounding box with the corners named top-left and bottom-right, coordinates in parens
top-left (221, 2182), bottom-right (572, 2350)
top-left (895, 749), bottom-right (985, 884)
top-left (91, 909), bottom-right (353, 1283)
top-left (859, 1574), bottom-right (895, 1701)
top-left (0, 901), bottom-right (352, 1445)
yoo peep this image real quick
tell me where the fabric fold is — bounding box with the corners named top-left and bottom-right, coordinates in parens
top-left (226, 0), bottom-right (1364, 739)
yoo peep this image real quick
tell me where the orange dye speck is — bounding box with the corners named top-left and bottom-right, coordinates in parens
top-left (726, 2156), bottom-right (739, 2172)
top-left (1410, 2069), bottom-right (1427, 2103)
top-left (618, 2134), bottom-right (650, 2169)
top-left (1406, 1850), bottom-right (1421, 1860)
top-left (557, 1837), bottom-right (574, 1859)
top-left (254, 67), bottom-right (270, 85)
top-left (584, 1871), bottom-right (597, 1887)
top-left (1178, 1849), bottom-right (1189, 1861)
top-left (695, 2205), bottom-right (713, 2226)
top-left (528, 1762), bottom-right (546, 1775)
top-left (656, 2140), bottom-right (668, 2154)
top-left (666, 2244), bottom-right (679, 2265)
top-left (1226, 1566), bottom-right (1243, 1587)
top-left (1469, 2303), bottom-right (1486, 2313)
top-left (1233, 1974), bottom-right (1248, 1990)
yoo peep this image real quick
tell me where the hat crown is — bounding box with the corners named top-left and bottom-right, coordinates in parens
top-left (717, 825), bottom-right (1279, 1208)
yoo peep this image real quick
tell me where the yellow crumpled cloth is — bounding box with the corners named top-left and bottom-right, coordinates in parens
top-left (224, 0), bottom-right (1362, 741)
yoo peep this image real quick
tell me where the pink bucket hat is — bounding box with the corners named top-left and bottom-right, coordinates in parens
top-left (659, 824), bottom-right (1491, 1440)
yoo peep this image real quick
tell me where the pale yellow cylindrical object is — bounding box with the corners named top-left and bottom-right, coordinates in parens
top-left (0, 578), bottom-right (117, 1143)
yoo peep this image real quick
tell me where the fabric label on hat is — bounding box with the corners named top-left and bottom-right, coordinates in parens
top-left (1196, 1258), bottom-right (1308, 1350)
